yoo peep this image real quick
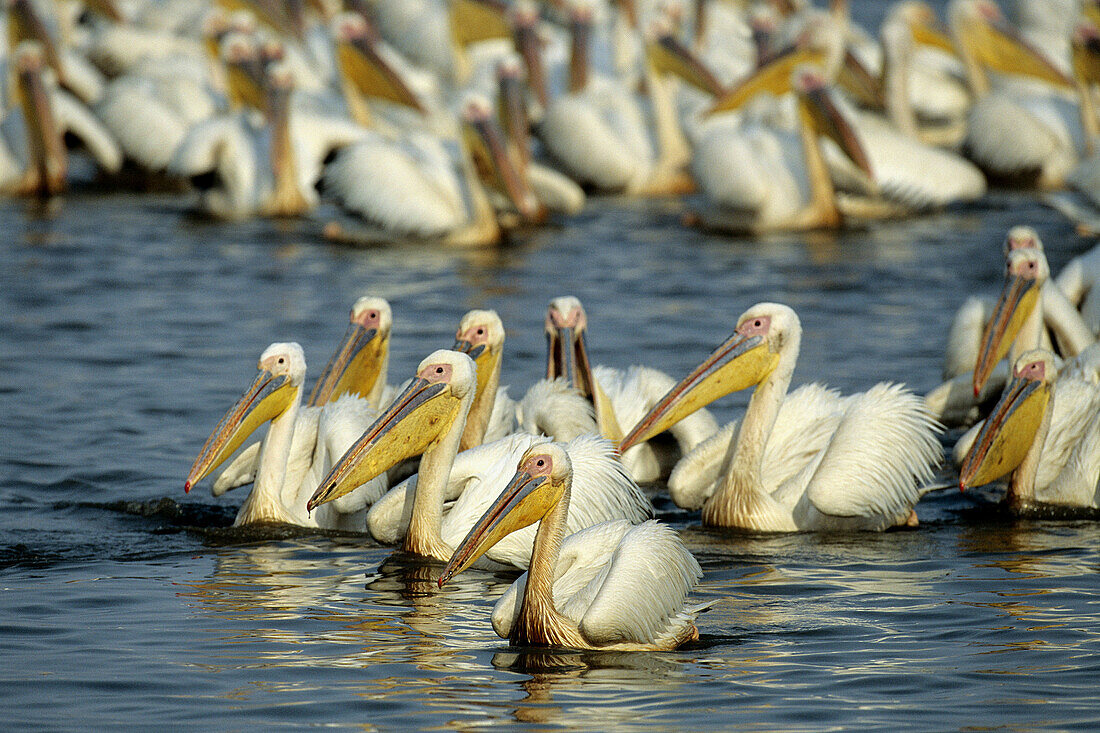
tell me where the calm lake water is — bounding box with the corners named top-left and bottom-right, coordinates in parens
top-left (2, 187), bottom-right (1098, 730)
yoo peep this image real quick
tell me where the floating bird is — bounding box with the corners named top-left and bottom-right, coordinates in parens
top-left (438, 442), bottom-right (705, 651)
top-left (308, 349), bottom-right (651, 567)
top-left (211, 296), bottom-right (397, 497)
top-left (960, 349), bottom-right (1100, 511)
top-left (620, 302), bottom-right (942, 531)
top-left (543, 295), bottom-right (717, 482)
top-left (185, 342), bottom-right (387, 529)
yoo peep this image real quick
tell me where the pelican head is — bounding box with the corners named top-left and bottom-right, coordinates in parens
top-left (7, 0), bottom-right (63, 78)
top-left (645, 16), bottom-right (724, 96)
top-left (461, 95), bottom-right (542, 222)
top-left (185, 342), bottom-right (306, 492)
top-left (332, 11), bottom-right (426, 113)
top-left (893, 2), bottom-right (955, 56)
top-left (545, 295), bottom-right (591, 388)
top-left (308, 350), bottom-right (477, 511)
top-left (972, 248), bottom-right (1049, 397)
top-left (959, 350), bottom-right (1056, 490)
top-left (509, 1), bottom-right (549, 110)
top-left (707, 14), bottom-right (844, 115)
top-left (453, 309), bottom-right (505, 397)
top-left (438, 443), bottom-right (571, 587)
top-left (308, 296), bottom-right (393, 407)
top-left (620, 303), bottom-right (795, 452)
top-left (793, 66), bottom-right (875, 179)
top-left (1003, 225), bottom-right (1043, 256)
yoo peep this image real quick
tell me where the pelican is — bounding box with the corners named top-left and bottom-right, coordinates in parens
top-left (544, 295), bottom-right (718, 482)
top-left (308, 349), bottom-right (651, 567)
top-left (169, 54), bottom-right (366, 219)
top-left (185, 342), bottom-right (387, 529)
top-left (927, 229), bottom-right (1095, 426)
top-left (451, 309), bottom-right (518, 450)
top-left (0, 41), bottom-right (121, 195)
top-left (619, 302), bottom-right (942, 532)
top-left (532, 7), bottom-right (695, 195)
top-left (438, 443), bottom-right (704, 651)
top-left (211, 296), bottom-right (397, 496)
top-left (951, 0), bottom-right (1093, 188)
top-left (960, 349), bottom-right (1100, 511)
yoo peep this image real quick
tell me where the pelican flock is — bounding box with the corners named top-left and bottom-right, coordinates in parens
top-left (15, 0), bottom-right (1096, 651)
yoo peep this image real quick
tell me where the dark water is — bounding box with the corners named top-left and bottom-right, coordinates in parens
top-left (2, 188), bottom-right (1099, 730)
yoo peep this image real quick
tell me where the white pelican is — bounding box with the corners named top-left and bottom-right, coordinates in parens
top-left (619, 302), bottom-right (942, 532)
top-left (0, 41), bottom-right (121, 195)
top-left (211, 295), bottom-right (396, 497)
top-left (307, 349), bottom-right (651, 567)
top-left (687, 66), bottom-right (876, 234)
top-left (927, 229), bottom-right (1096, 425)
top-left (185, 342), bottom-right (387, 530)
top-left (544, 295), bottom-right (718, 482)
top-left (950, 0), bottom-right (1091, 188)
top-left (438, 442), bottom-right (704, 651)
top-left (960, 349), bottom-right (1100, 511)
top-left (169, 55), bottom-right (366, 219)
top-left (450, 309), bottom-right (518, 450)
top-left (532, 7), bottom-right (695, 195)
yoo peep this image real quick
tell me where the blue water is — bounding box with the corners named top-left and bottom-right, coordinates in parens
top-left (2, 186), bottom-right (1099, 729)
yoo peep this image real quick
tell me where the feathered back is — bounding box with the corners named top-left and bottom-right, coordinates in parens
top-left (516, 378), bottom-right (597, 440)
top-left (805, 383), bottom-right (941, 519)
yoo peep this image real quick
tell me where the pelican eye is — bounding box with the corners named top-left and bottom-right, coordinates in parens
top-left (536, 459), bottom-right (545, 468)
top-left (277, 357), bottom-right (285, 364)
top-left (476, 328), bottom-right (484, 335)
top-left (436, 366), bottom-right (444, 374)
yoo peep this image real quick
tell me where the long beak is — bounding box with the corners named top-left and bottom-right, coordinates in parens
top-left (185, 370), bottom-right (297, 492)
top-left (224, 57), bottom-right (266, 112)
top-left (438, 470), bottom-right (558, 587)
top-left (453, 338), bottom-right (498, 398)
top-left (620, 331), bottom-right (778, 453)
top-left (513, 15), bottom-right (550, 111)
top-left (706, 45), bottom-right (827, 115)
top-left (910, 18), bottom-right (956, 56)
top-left (497, 70), bottom-right (531, 171)
top-left (545, 326), bottom-right (621, 439)
top-left (836, 49), bottom-right (884, 110)
top-left (972, 275), bottom-right (1040, 396)
top-left (307, 377), bottom-right (460, 510)
top-left (970, 11), bottom-right (1074, 90)
top-left (450, 0), bottom-right (512, 48)
top-left (800, 84), bottom-right (875, 179)
top-left (17, 55), bottom-right (66, 196)
top-left (336, 32), bottom-right (427, 113)
top-left (646, 32), bottom-right (724, 97)
top-left (958, 375), bottom-right (1049, 490)
top-left (307, 325), bottom-right (384, 407)
top-left (463, 113), bottom-right (543, 222)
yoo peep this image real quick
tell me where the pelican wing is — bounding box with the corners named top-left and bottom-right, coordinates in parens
top-left (805, 383), bottom-right (940, 519)
top-left (96, 79), bottom-right (189, 170)
top-left (571, 521), bottom-right (701, 646)
top-left (323, 134), bottom-right (467, 237)
top-left (1035, 375), bottom-right (1100, 489)
top-left (1038, 410), bottom-right (1100, 508)
top-left (491, 520), bottom-right (633, 639)
top-left (515, 378), bottom-right (597, 441)
top-left (53, 90), bottom-right (121, 172)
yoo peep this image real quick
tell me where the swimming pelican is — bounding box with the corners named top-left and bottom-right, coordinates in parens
top-left (169, 55), bottom-right (366, 219)
top-left (619, 302), bottom-right (942, 532)
top-left (185, 342), bottom-right (387, 529)
top-left (960, 349), bottom-right (1100, 511)
top-left (307, 349), bottom-right (651, 567)
top-left (544, 295), bottom-right (718, 482)
top-left (927, 229), bottom-right (1095, 426)
top-left (533, 7), bottom-right (695, 195)
top-left (210, 296), bottom-right (396, 497)
top-left (950, 0), bottom-right (1090, 188)
top-left (451, 309), bottom-right (518, 450)
top-left (438, 443), bottom-right (704, 651)
top-left (0, 41), bottom-right (121, 196)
